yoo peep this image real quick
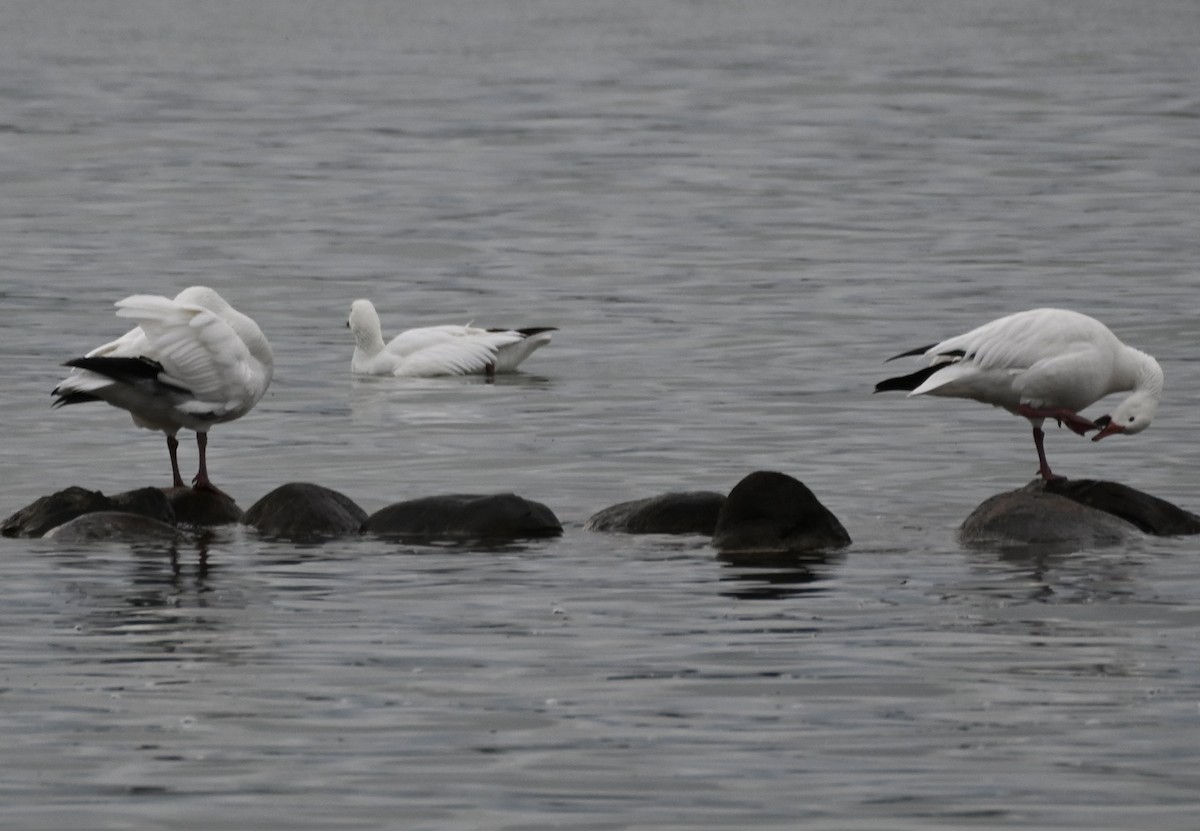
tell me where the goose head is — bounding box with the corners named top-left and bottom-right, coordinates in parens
top-left (1093, 351), bottom-right (1163, 441)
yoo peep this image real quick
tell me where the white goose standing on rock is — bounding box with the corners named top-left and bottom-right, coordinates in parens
top-left (347, 299), bottom-right (555, 378)
top-left (52, 286), bottom-right (274, 492)
top-left (875, 308), bottom-right (1163, 480)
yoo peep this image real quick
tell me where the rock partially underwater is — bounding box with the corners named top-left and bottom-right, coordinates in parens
top-left (4, 483), bottom-right (564, 545)
top-left (1042, 479), bottom-right (1200, 536)
top-left (364, 493), bottom-right (563, 542)
top-left (958, 479), bottom-right (1200, 549)
top-left (44, 511), bottom-right (184, 544)
top-left (584, 491), bottom-right (726, 535)
top-left (2, 486), bottom-right (175, 538)
top-left (712, 471), bottom-right (851, 555)
top-left (585, 472), bottom-right (850, 555)
top-left (242, 482), bottom-right (367, 541)
top-left (3, 485), bottom-right (240, 539)
top-left (165, 487), bottom-right (244, 527)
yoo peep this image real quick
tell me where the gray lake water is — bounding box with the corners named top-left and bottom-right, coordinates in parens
top-left (3, 1), bottom-right (1200, 828)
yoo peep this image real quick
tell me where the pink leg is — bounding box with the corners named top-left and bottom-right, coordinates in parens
top-left (1032, 425), bottom-right (1065, 481)
top-left (166, 434), bottom-right (185, 488)
top-left (191, 432), bottom-right (219, 492)
top-left (1016, 404), bottom-right (1097, 437)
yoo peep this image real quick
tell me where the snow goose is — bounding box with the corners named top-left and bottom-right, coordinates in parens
top-left (874, 308), bottom-right (1163, 480)
top-left (52, 286), bottom-right (274, 491)
top-left (347, 299), bottom-right (555, 377)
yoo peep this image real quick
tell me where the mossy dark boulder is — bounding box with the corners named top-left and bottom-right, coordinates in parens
top-left (109, 487), bottom-right (176, 524)
top-left (959, 479), bottom-right (1200, 549)
top-left (44, 511), bottom-right (184, 544)
top-left (3, 486), bottom-right (174, 538)
top-left (2, 487), bottom-right (114, 538)
top-left (585, 491), bottom-right (726, 535)
top-left (164, 487), bottom-right (244, 527)
top-left (364, 493), bottom-right (562, 542)
top-left (243, 482), bottom-right (367, 541)
top-left (1042, 479), bottom-right (1200, 536)
top-left (712, 471), bottom-right (851, 554)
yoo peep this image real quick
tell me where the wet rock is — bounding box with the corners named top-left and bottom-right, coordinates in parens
top-left (959, 483), bottom-right (1137, 548)
top-left (364, 493), bottom-right (562, 542)
top-left (2, 486), bottom-right (114, 538)
top-left (44, 511), bottom-right (184, 544)
top-left (243, 482), bottom-right (367, 541)
top-left (109, 487), bottom-right (176, 525)
top-left (585, 491), bottom-right (726, 535)
top-left (711, 471), bottom-right (851, 554)
top-left (165, 487), bottom-right (244, 527)
top-left (959, 479), bottom-right (1200, 548)
top-left (1042, 479), bottom-right (1200, 536)
top-left (3, 484), bottom-right (238, 538)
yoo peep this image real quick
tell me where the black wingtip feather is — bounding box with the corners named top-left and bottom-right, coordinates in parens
top-left (487, 326), bottom-right (558, 337)
top-left (874, 364), bottom-right (946, 394)
top-left (65, 355), bottom-right (166, 380)
top-left (63, 355), bottom-right (194, 396)
top-left (50, 391), bottom-right (102, 408)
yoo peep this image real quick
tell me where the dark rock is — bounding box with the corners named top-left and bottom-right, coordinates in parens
top-left (166, 487), bottom-right (243, 527)
top-left (958, 483), bottom-right (1138, 549)
top-left (364, 493), bottom-right (562, 542)
top-left (243, 482), bottom-right (367, 541)
top-left (110, 487), bottom-right (176, 525)
top-left (3, 484), bottom-right (239, 538)
top-left (2, 486), bottom-right (113, 538)
top-left (44, 511), bottom-right (183, 544)
top-left (712, 471), bottom-right (851, 554)
top-left (585, 491), bottom-right (726, 535)
top-left (959, 479), bottom-right (1200, 549)
top-left (1042, 479), bottom-right (1200, 536)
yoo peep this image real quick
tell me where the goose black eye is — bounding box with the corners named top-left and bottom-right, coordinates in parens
top-left (1128, 416), bottom-right (1135, 423)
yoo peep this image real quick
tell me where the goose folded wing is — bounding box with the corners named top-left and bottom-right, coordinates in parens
top-left (116, 295), bottom-right (257, 415)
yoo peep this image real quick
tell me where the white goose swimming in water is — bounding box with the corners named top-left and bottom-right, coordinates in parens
top-left (52, 286), bottom-right (274, 492)
top-left (875, 308), bottom-right (1163, 480)
top-left (347, 299), bottom-right (555, 377)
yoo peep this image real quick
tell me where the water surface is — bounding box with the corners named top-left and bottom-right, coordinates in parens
top-left (3, 1), bottom-right (1200, 828)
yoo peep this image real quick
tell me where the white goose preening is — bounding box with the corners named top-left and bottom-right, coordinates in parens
top-left (52, 286), bottom-right (274, 492)
top-left (874, 308), bottom-right (1163, 480)
top-left (347, 299), bottom-right (555, 377)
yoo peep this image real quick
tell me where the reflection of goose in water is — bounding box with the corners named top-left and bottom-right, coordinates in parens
top-left (875, 308), bottom-right (1163, 481)
top-left (52, 286), bottom-right (274, 492)
top-left (347, 299), bottom-right (555, 377)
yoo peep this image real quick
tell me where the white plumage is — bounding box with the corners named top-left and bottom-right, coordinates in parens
top-left (52, 286), bottom-right (274, 491)
top-left (875, 308), bottom-right (1163, 480)
top-left (347, 299), bottom-right (555, 377)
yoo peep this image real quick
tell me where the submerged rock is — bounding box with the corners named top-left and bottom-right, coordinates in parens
top-left (959, 485), bottom-right (1135, 549)
top-left (711, 471), bottom-right (851, 554)
top-left (1042, 479), bottom-right (1200, 536)
top-left (109, 487), bottom-right (176, 525)
top-left (959, 479), bottom-right (1200, 548)
top-left (165, 487), bottom-right (244, 527)
top-left (3, 485), bottom-right (174, 538)
top-left (3, 484), bottom-right (242, 539)
top-left (44, 511), bottom-right (184, 544)
top-left (585, 491), bottom-right (726, 535)
top-left (243, 482), bottom-right (367, 541)
top-left (364, 493), bottom-right (562, 542)
top-left (2, 487), bottom-right (114, 538)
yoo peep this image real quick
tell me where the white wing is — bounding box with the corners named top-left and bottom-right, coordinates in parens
top-left (925, 309), bottom-right (1113, 373)
top-left (114, 293), bottom-right (270, 419)
top-left (391, 332), bottom-right (524, 377)
top-left (385, 324), bottom-right (522, 358)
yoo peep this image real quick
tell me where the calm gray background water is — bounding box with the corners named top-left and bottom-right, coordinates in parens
top-left (2, 1), bottom-right (1199, 828)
